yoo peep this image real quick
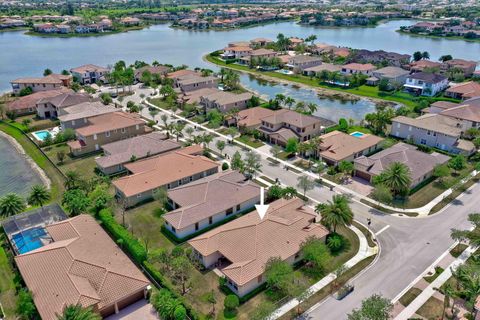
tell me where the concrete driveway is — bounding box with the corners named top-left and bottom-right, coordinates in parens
top-left (106, 300), bottom-right (158, 320)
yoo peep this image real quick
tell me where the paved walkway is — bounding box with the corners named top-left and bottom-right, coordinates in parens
top-left (394, 246), bottom-right (476, 320)
top-left (105, 299), bottom-right (158, 320)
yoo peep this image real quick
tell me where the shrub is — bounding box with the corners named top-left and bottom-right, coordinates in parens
top-left (224, 294), bottom-right (240, 311)
top-left (326, 233), bottom-right (345, 253)
top-left (97, 208), bottom-right (147, 263)
top-left (222, 162), bottom-right (229, 170)
top-left (174, 306), bottom-right (187, 320)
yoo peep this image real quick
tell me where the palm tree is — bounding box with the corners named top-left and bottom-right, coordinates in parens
top-left (315, 195), bottom-right (353, 233)
top-left (64, 170), bottom-right (81, 190)
top-left (306, 103), bottom-right (318, 115)
top-left (56, 304), bottom-right (101, 320)
top-left (275, 94), bottom-right (286, 106)
top-left (202, 133), bottom-right (213, 149)
top-left (380, 162), bottom-right (411, 196)
top-left (172, 123), bottom-right (185, 142)
top-left (285, 97), bottom-right (296, 109)
top-left (0, 193), bottom-right (26, 217)
top-left (27, 185), bottom-right (50, 208)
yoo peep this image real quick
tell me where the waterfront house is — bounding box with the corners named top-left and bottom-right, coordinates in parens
top-left (288, 37), bottom-right (304, 48)
top-left (134, 65), bottom-right (170, 82)
top-left (67, 112), bottom-right (147, 156)
top-left (258, 109), bottom-right (333, 145)
top-left (351, 50), bottom-right (411, 67)
top-left (391, 114), bottom-right (475, 155)
top-left (70, 64), bottom-right (109, 85)
top-left (10, 74), bottom-right (72, 94)
top-left (6, 88), bottom-right (71, 116)
top-left (95, 132), bottom-right (182, 175)
top-left (222, 46), bottom-right (253, 59)
top-left (175, 74), bottom-right (219, 93)
top-left (445, 82), bottom-right (480, 100)
top-left (235, 106), bottom-right (276, 131)
top-left (317, 130), bottom-right (384, 166)
top-left (250, 37), bottom-right (274, 47)
top-left (425, 101), bottom-right (460, 114)
top-left (57, 101), bottom-right (117, 130)
top-left (437, 97), bottom-right (480, 131)
top-left (303, 63), bottom-right (342, 77)
top-left (354, 143), bottom-right (450, 188)
top-left (372, 66), bottom-right (410, 85)
top-left (120, 17), bottom-right (141, 26)
top-left (287, 55), bottom-right (322, 72)
top-left (15, 214), bottom-right (150, 320)
top-left (404, 72), bottom-right (449, 97)
top-left (341, 63), bottom-right (376, 76)
top-left (408, 60), bottom-right (442, 73)
top-left (36, 92), bottom-right (91, 119)
top-left (200, 91), bottom-right (253, 113)
top-left (441, 59), bottom-right (477, 78)
top-left (112, 149), bottom-right (219, 207)
top-left (164, 170), bottom-right (260, 239)
top-left (179, 87), bottom-right (222, 105)
top-left (188, 197), bottom-right (329, 297)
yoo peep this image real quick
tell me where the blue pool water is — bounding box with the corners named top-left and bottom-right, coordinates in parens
top-left (12, 227), bottom-right (47, 254)
top-left (32, 130), bottom-right (51, 141)
top-left (350, 132), bottom-right (365, 138)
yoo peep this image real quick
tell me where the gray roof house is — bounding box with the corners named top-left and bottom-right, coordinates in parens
top-left (391, 114), bottom-right (475, 155)
top-left (58, 101), bottom-right (118, 130)
top-left (354, 143), bottom-right (450, 188)
top-left (404, 72), bottom-right (449, 97)
top-left (372, 66), bottom-right (410, 84)
top-left (95, 132), bottom-right (181, 175)
top-left (287, 55), bottom-right (322, 72)
top-left (164, 171), bottom-right (260, 239)
top-left (36, 92), bottom-right (91, 118)
top-left (200, 91), bottom-right (253, 113)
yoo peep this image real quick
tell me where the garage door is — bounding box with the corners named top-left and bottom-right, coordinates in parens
top-left (117, 290), bottom-right (145, 311)
top-left (355, 170), bottom-right (371, 181)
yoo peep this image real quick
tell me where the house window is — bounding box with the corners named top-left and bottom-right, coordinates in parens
top-left (295, 252), bottom-right (300, 259)
top-left (236, 204), bottom-right (240, 211)
top-left (209, 217), bottom-right (213, 225)
top-left (427, 130), bottom-right (431, 135)
top-left (93, 134), bottom-right (97, 140)
top-left (226, 208), bottom-right (233, 216)
top-left (397, 123), bottom-right (400, 129)
top-left (420, 139), bottom-right (427, 145)
top-left (121, 128), bottom-right (126, 133)
top-left (171, 226), bottom-right (176, 233)
top-left (136, 193), bottom-right (142, 198)
top-left (257, 275), bottom-right (262, 283)
top-left (72, 120), bottom-right (75, 126)
top-left (135, 124), bottom-right (139, 130)
top-left (105, 131), bottom-right (110, 137)
top-left (195, 222), bottom-right (199, 231)
top-left (408, 126), bottom-right (412, 131)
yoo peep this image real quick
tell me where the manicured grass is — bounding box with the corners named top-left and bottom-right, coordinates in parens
top-left (148, 97), bottom-right (171, 110)
top-left (399, 287), bottom-right (422, 307)
top-left (347, 126), bottom-right (372, 134)
top-left (235, 134), bottom-right (264, 148)
top-left (352, 221), bottom-right (376, 248)
top-left (416, 296), bottom-right (444, 319)
top-left (9, 116), bottom-right (57, 132)
top-left (424, 266), bottom-right (444, 283)
top-left (293, 159), bottom-right (312, 170)
top-left (0, 245), bottom-right (17, 318)
top-left (430, 174), bottom-right (479, 214)
top-left (450, 243), bottom-right (468, 258)
top-left (0, 121), bottom-right (64, 201)
top-left (277, 151), bottom-right (293, 160)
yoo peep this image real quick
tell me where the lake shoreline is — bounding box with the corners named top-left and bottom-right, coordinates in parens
top-left (0, 131), bottom-right (51, 190)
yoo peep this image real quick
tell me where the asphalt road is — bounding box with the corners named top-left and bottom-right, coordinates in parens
top-left (127, 95), bottom-right (477, 319)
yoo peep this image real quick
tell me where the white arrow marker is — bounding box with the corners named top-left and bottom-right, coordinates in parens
top-left (255, 187), bottom-right (269, 220)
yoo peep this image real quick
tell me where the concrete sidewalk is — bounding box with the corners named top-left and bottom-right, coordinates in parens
top-left (394, 246), bottom-right (476, 320)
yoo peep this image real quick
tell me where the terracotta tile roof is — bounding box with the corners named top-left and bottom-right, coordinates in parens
top-left (76, 112), bottom-right (144, 136)
top-left (223, 46), bottom-right (253, 52)
top-left (95, 133), bottom-right (181, 169)
top-left (177, 75), bottom-right (218, 86)
top-left (201, 91), bottom-right (252, 106)
top-left (70, 64), bottom-right (109, 74)
top-left (181, 88), bottom-right (221, 104)
top-left (58, 101), bottom-right (117, 122)
top-left (188, 198), bottom-right (329, 286)
top-left (166, 69), bottom-right (198, 79)
top-left (113, 149), bottom-right (219, 197)
top-left (354, 143), bottom-right (449, 182)
top-left (165, 171), bottom-right (260, 229)
top-left (446, 81), bottom-right (480, 98)
top-left (6, 88), bottom-right (71, 111)
top-left (11, 73), bottom-right (71, 84)
top-left (440, 97), bottom-right (480, 123)
top-left (37, 92), bottom-right (91, 109)
top-left (318, 130), bottom-right (384, 162)
top-left (237, 107), bottom-right (275, 128)
top-left (342, 63), bottom-right (377, 71)
top-left (429, 101), bottom-right (459, 110)
top-left (15, 215), bottom-right (149, 320)
top-left (261, 109), bottom-right (324, 128)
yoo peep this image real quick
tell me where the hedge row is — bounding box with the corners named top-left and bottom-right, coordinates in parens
top-left (97, 208), bottom-right (147, 264)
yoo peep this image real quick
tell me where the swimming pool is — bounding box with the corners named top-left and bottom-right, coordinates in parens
top-left (276, 69), bottom-right (293, 75)
top-left (350, 131), bottom-right (365, 138)
top-left (12, 227), bottom-right (47, 254)
top-left (32, 130), bottom-right (51, 141)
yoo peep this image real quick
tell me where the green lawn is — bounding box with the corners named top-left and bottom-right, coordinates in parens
top-left (8, 116), bottom-right (57, 133)
top-left (399, 287), bottom-right (422, 307)
top-left (416, 296), bottom-right (444, 319)
top-left (424, 266), bottom-right (444, 283)
top-left (235, 134), bottom-right (264, 148)
top-left (347, 126), bottom-right (372, 134)
top-left (148, 97), bottom-right (171, 110)
top-left (42, 143), bottom-right (99, 181)
top-left (450, 243), bottom-right (468, 258)
top-left (0, 245), bottom-right (18, 318)
top-left (0, 121), bottom-right (64, 202)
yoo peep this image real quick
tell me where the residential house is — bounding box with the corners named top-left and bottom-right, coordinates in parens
top-left (235, 106), bottom-right (276, 131)
top-left (258, 109), bottom-right (334, 145)
top-left (303, 63), bottom-right (342, 77)
top-left (166, 69), bottom-right (198, 80)
top-left (134, 65), bottom-right (170, 82)
top-left (391, 114), bottom-right (475, 155)
top-left (317, 130), bottom-right (384, 166)
top-left (341, 63), bottom-right (377, 76)
top-left (239, 48), bottom-right (277, 65)
top-left (67, 112), bottom-right (147, 156)
top-left (222, 46), bottom-right (253, 59)
top-left (164, 171), bottom-right (260, 238)
top-left (188, 197), bottom-right (329, 297)
top-left (175, 74), bottom-right (219, 93)
top-left (14, 214), bottom-right (150, 320)
top-left (250, 37), bottom-right (274, 47)
top-left (441, 59), bottom-right (477, 78)
top-left (445, 82), bottom-right (480, 100)
top-left (200, 91), bottom-right (253, 113)
top-left (351, 50), bottom-right (411, 67)
top-left (288, 37), bottom-right (304, 48)
top-left (408, 60), bottom-right (442, 73)
top-left (36, 92), bottom-right (91, 119)
top-left (57, 101), bottom-right (117, 130)
top-left (70, 64), bottom-right (109, 84)
top-left (404, 72), bottom-right (449, 97)
top-left (120, 17), bottom-right (141, 26)
top-left (5, 88), bottom-right (71, 116)
top-left (112, 149), bottom-right (220, 207)
top-left (372, 66), bottom-right (410, 85)
top-left (287, 55), bottom-right (322, 72)
top-left (179, 87), bottom-right (221, 105)
top-left (95, 132), bottom-right (182, 175)
top-left (10, 74), bottom-right (72, 94)
top-left (354, 143), bottom-right (450, 188)
top-left (425, 101), bottom-right (459, 114)
top-left (438, 97), bottom-right (480, 131)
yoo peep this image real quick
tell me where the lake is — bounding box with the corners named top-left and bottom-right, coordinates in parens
top-left (0, 135), bottom-right (44, 197)
top-left (0, 19), bottom-right (478, 120)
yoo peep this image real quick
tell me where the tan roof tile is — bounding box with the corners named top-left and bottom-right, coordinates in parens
top-left (76, 112), bottom-right (144, 136)
top-left (318, 130), bottom-right (384, 162)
